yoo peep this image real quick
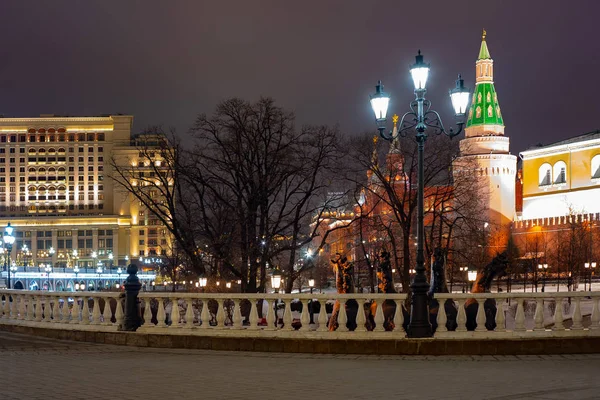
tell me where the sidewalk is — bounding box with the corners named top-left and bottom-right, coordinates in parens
top-left (1, 332), bottom-right (599, 400)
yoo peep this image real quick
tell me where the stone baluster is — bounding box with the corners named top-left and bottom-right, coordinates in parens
top-left (27, 296), bottom-right (36, 321)
top-left (266, 299), bottom-right (276, 330)
top-left (63, 297), bottom-right (72, 323)
top-left (553, 297), bottom-right (564, 330)
top-left (591, 297), bottom-right (600, 330)
top-left (355, 299), bottom-right (367, 333)
top-left (81, 297), bottom-right (91, 325)
top-left (115, 297), bottom-right (125, 327)
top-left (35, 296), bottom-right (43, 322)
top-left (102, 297), bottom-right (113, 325)
top-left (199, 299), bottom-right (210, 329)
top-left (248, 299), bottom-right (259, 330)
top-left (156, 298), bottom-right (167, 327)
top-left (317, 300), bottom-right (328, 332)
top-left (437, 299), bottom-right (448, 333)
top-left (171, 298), bottom-right (181, 328)
top-left (215, 299), bottom-right (225, 329)
top-left (91, 297), bottom-right (102, 325)
top-left (10, 294), bottom-right (17, 320)
top-left (2, 294), bottom-right (9, 318)
top-left (374, 300), bottom-right (385, 332)
top-left (571, 297), bottom-right (583, 330)
top-left (394, 300), bottom-right (404, 333)
top-left (283, 299), bottom-right (294, 331)
top-left (70, 297), bottom-right (80, 324)
top-left (515, 298), bottom-right (525, 331)
top-left (185, 299), bottom-right (195, 328)
top-left (456, 300), bottom-right (467, 332)
top-left (495, 298), bottom-right (505, 331)
top-left (50, 296), bottom-right (58, 323)
top-left (232, 299), bottom-right (242, 329)
top-left (142, 298), bottom-right (153, 327)
top-left (475, 299), bottom-right (486, 332)
top-left (533, 298), bottom-right (544, 331)
top-left (337, 299), bottom-right (348, 332)
top-left (20, 295), bottom-right (27, 320)
top-left (300, 300), bottom-right (311, 331)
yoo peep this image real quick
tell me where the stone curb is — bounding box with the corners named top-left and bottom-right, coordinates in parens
top-left (2, 324), bottom-right (600, 355)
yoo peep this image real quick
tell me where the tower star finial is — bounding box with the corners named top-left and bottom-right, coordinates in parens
top-left (482, 29), bottom-right (487, 40)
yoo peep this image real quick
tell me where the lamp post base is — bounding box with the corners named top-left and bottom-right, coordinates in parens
top-left (406, 280), bottom-right (432, 338)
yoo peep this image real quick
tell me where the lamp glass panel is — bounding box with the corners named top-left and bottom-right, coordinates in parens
top-left (410, 67), bottom-right (429, 90)
top-left (370, 97), bottom-right (390, 121)
top-left (451, 91), bottom-right (470, 115)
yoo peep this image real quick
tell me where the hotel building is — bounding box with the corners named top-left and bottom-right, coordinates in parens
top-left (0, 115), bottom-right (166, 289)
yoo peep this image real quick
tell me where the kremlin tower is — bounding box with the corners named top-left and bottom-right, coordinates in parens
top-left (453, 31), bottom-right (517, 227)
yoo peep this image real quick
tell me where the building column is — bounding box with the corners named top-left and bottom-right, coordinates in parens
top-left (51, 229), bottom-right (58, 268)
top-left (31, 231), bottom-right (38, 267)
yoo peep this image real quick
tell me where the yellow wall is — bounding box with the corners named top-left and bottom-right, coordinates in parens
top-left (522, 147), bottom-right (600, 197)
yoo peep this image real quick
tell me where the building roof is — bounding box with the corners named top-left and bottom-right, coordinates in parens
top-left (525, 130), bottom-right (600, 151)
top-left (478, 30), bottom-right (491, 60)
top-left (466, 32), bottom-right (504, 128)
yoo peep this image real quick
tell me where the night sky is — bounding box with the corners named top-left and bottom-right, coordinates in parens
top-left (1, 1), bottom-right (599, 153)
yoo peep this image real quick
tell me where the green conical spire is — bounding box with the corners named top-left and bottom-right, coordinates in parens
top-left (466, 30), bottom-right (504, 129)
top-left (478, 29), bottom-right (491, 60)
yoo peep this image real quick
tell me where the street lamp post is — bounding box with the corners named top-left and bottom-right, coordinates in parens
top-left (3, 223), bottom-right (15, 289)
top-left (73, 266), bottom-right (80, 291)
top-left (467, 270), bottom-right (477, 292)
top-left (538, 264), bottom-right (548, 292)
top-left (270, 267), bottom-right (282, 327)
top-left (369, 51), bottom-right (469, 337)
top-left (44, 264), bottom-right (52, 291)
top-left (459, 266), bottom-right (468, 293)
top-left (198, 275), bottom-right (207, 293)
top-left (308, 276), bottom-right (315, 324)
top-left (96, 266), bottom-right (103, 291)
top-left (585, 262), bottom-right (596, 291)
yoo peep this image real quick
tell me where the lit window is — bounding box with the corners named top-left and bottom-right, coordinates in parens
top-left (538, 163), bottom-right (552, 186)
top-left (553, 161), bottom-right (567, 184)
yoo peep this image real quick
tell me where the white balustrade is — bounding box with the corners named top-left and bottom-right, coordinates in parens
top-left (0, 290), bottom-right (599, 340)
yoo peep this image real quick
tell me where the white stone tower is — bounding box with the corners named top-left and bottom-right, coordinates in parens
top-left (453, 31), bottom-right (517, 227)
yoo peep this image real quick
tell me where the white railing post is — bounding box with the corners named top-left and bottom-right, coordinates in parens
top-left (317, 300), bottom-right (328, 332)
top-left (142, 298), bottom-right (153, 327)
top-left (553, 297), bottom-right (564, 331)
top-left (215, 299), bottom-right (225, 329)
top-left (102, 297), bottom-right (113, 326)
top-left (249, 299), bottom-right (259, 330)
top-left (171, 298), bottom-right (181, 328)
top-left (10, 294), bottom-right (17, 320)
top-left (571, 297), bottom-right (583, 330)
top-left (69, 297), bottom-right (80, 324)
top-left (394, 300), bottom-right (404, 333)
top-left (533, 298), bottom-right (544, 331)
top-left (374, 300), bottom-right (385, 332)
top-left (2, 293), bottom-right (9, 318)
top-left (437, 300), bottom-right (447, 333)
top-left (232, 299), bottom-right (242, 329)
top-left (456, 300), bottom-right (467, 332)
top-left (156, 298), bottom-right (166, 328)
top-left (35, 296), bottom-right (43, 322)
top-left (495, 298), bottom-right (505, 332)
top-left (355, 299), bottom-right (367, 333)
top-left (185, 299), bottom-right (195, 328)
top-left (300, 300), bottom-right (310, 331)
top-left (337, 299), bottom-right (348, 332)
top-left (591, 297), bottom-right (600, 330)
top-left (199, 299), bottom-right (210, 329)
top-left (91, 297), bottom-right (102, 325)
top-left (266, 299), bottom-right (276, 330)
top-left (17, 295), bottom-right (26, 320)
top-left (475, 298), bottom-right (486, 332)
top-left (82, 296), bottom-right (91, 325)
top-left (115, 297), bottom-right (124, 327)
top-left (515, 298), bottom-right (525, 331)
top-left (283, 299), bottom-right (293, 331)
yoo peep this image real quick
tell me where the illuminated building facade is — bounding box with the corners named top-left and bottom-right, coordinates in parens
top-left (0, 115), bottom-right (169, 279)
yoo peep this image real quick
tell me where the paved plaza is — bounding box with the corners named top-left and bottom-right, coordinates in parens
top-left (1, 332), bottom-right (600, 400)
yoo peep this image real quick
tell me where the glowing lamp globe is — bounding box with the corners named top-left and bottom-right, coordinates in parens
top-left (270, 267), bottom-right (282, 290)
top-left (449, 74), bottom-right (470, 116)
top-left (370, 81), bottom-right (390, 122)
top-left (410, 51), bottom-right (430, 90)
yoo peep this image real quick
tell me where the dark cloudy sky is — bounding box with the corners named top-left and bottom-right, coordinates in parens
top-left (1, 1), bottom-right (598, 153)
